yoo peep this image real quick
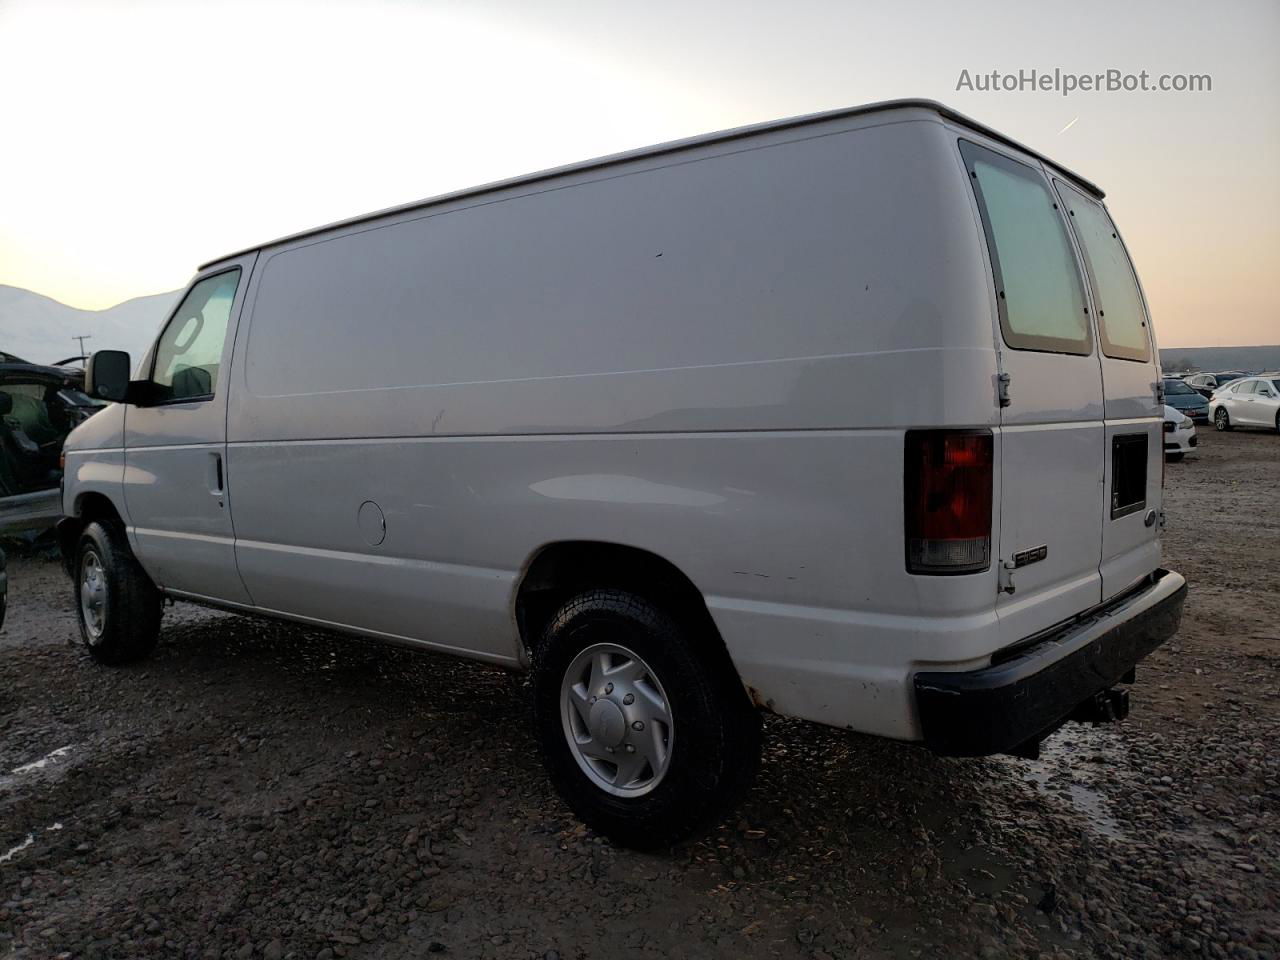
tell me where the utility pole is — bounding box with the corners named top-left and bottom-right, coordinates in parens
top-left (73, 334), bottom-right (92, 357)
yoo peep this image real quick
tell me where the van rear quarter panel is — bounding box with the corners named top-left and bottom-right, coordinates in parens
top-left (226, 113), bottom-right (1000, 738)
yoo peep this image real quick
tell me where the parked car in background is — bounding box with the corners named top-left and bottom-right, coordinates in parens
top-left (1186, 371), bottom-right (1247, 398)
top-left (1162, 378), bottom-right (1210, 422)
top-left (1210, 376), bottom-right (1280, 433)
top-left (1, 360), bottom-right (106, 533)
top-left (1162, 405), bottom-right (1197, 460)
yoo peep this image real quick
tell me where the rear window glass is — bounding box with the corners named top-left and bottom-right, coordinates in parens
top-left (959, 141), bottom-right (1090, 356)
top-left (1164, 380), bottom-right (1195, 395)
top-left (1054, 181), bottom-right (1151, 362)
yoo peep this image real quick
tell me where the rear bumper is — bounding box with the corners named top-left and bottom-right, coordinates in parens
top-left (913, 569), bottom-right (1187, 756)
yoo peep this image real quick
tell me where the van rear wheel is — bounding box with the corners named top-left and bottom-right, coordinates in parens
top-left (74, 521), bottom-right (162, 665)
top-left (1214, 408), bottom-right (1231, 431)
top-left (532, 589), bottom-right (760, 849)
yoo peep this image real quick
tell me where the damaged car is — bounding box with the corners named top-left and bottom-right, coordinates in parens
top-left (1, 360), bottom-right (105, 533)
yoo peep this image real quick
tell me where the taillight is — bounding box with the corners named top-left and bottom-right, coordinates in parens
top-left (905, 430), bottom-right (993, 575)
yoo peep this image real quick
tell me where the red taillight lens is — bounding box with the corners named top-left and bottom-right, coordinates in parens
top-left (905, 430), bottom-right (993, 575)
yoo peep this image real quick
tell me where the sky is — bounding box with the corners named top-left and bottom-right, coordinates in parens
top-left (0, 0), bottom-right (1276, 348)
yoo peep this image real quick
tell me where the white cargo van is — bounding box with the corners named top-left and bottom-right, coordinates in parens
top-left (61, 100), bottom-right (1185, 847)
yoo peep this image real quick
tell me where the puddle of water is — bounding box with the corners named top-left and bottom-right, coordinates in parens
top-left (997, 725), bottom-right (1129, 840)
top-left (11, 745), bottom-right (73, 775)
top-left (1022, 768), bottom-right (1125, 840)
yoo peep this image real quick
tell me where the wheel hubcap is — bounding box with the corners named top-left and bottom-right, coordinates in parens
top-left (79, 550), bottom-right (107, 643)
top-left (561, 642), bottom-right (673, 797)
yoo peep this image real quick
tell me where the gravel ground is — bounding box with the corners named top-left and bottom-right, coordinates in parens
top-left (1, 427), bottom-right (1276, 960)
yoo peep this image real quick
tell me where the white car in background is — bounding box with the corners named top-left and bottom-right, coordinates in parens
top-left (1162, 405), bottom-right (1197, 460)
top-left (1210, 376), bottom-right (1280, 434)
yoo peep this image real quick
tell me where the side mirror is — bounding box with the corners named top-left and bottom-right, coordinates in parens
top-left (85, 350), bottom-right (132, 402)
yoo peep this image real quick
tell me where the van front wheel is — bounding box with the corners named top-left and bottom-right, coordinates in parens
top-left (532, 589), bottom-right (760, 849)
top-left (74, 521), bottom-right (162, 665)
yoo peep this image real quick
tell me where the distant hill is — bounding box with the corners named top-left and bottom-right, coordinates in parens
top-left (0, 285), bottom-right (179, 367)
top-left (1160, 345), bottom-right (1280, 374)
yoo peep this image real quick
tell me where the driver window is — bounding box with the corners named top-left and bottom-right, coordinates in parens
top-left (152, 269), bottom-right (241, 402)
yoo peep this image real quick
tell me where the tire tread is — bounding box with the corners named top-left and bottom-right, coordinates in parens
top-left (75, 520), bottom-right (162, 665)
top-left (532, 588), bottom-right (760, 848)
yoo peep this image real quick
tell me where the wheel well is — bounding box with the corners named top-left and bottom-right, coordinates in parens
top-left (515, 541), bottom-right (728, 660)
top-left (56, 493), bottom-right (124, 574)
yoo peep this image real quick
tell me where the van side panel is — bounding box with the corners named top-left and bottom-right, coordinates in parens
top-left (225, 115), bottom-right (999, 738)
top-left (229, 116), bottom-right (992, 440)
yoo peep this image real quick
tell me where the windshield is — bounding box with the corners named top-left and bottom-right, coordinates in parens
top-left (1164, 380), bottom-right (1196, 395)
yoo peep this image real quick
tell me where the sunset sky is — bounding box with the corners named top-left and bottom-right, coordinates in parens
top-left (0, 0), bottom-right (1276, 347)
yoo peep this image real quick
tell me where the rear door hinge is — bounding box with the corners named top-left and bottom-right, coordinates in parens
top-left (1154, 380), bottom-right (1165, 405)
top-left (997, 372), bottom-right (1012, 408)
top-left (998, 560), bottom-right (1016, 594)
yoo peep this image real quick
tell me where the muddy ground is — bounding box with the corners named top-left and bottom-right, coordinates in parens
top-left (1, 427), bottom-right (1276, 960)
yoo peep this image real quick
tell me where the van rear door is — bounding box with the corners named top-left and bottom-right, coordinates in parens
top-left (959, 141), bottom-right (1105, 647)
top-left (1052, 180), bottom-right (1163, 600)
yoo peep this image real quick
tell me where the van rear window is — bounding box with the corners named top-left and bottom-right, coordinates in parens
top-left (1054, 181), bottom-right (1152, 362)
top-left (959, 141), bottom-right (1091, 356)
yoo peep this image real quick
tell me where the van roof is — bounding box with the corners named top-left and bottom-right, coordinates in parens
top-left (200, 98), bottom-right (1104, 270)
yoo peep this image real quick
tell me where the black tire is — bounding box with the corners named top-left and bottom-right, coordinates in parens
top-left (1214, 407), bottom-right (1231, 431)
top-left (1165, 451), bottom-right (1184, 462)
top-left (1275, 411), bottom-right (1279, 435)
top-left (73, 520), bottom-right (162, 665)
top-left (532, 589), bottom-right (761, 849)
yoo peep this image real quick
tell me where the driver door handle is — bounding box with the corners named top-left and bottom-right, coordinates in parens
top-left (208, 452), bottom-right (224, 500)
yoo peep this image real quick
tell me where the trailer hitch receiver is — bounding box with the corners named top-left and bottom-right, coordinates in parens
top-left (1070, 687), bottom-right (1130, 725)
